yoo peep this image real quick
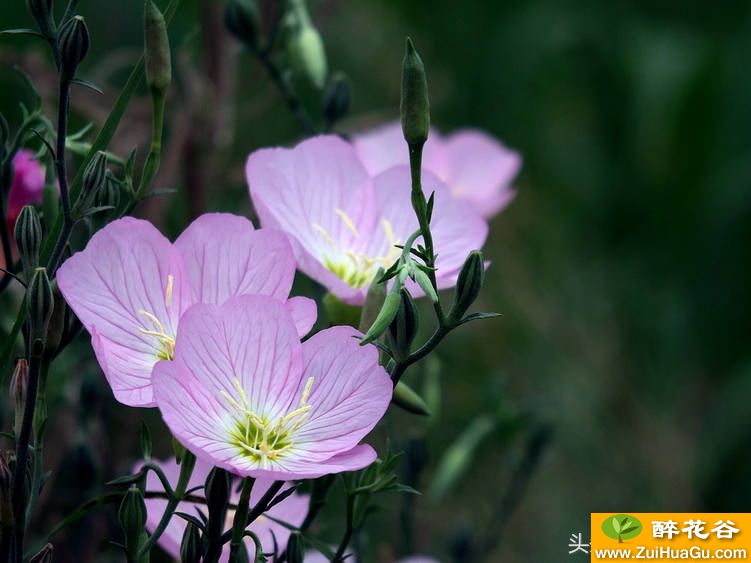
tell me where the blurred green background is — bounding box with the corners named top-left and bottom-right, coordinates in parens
top-left (2, 0), bottom-right (751, 561)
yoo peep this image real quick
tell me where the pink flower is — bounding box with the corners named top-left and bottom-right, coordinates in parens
top-left (57, 213), bottom-right (316, 407)
top-left (143, 457), bottom-right (309, 560)
top-left (152, 294), bottom-right (392, 479)
top-left (246, 135), bottom-right (487, 305)
top-left (7, 149), bottom-right (46, 227)
top-left (353, 121), bottom-right (521, 219)
top-left (304, 551), bottom-right (438, 563)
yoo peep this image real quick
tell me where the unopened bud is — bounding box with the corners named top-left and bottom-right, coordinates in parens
top-left (144, 0), bottom-right (172, 96)
top-left (29, 543), bottom-right (54, 563)
top-left (286, 532), bottom-right (305, 563)
top-left (119, 486), bottom-right (147, 556)
top-left (27, 267), bottom-right (54, 349)
top-left (97, 172), bottom-right (121, 210)
top-left (180, 521), bottom-right (202, 563)
top-left (286, 1), bottom-right (328, 90)
top-left (400, 38), bottom-right (430, 147)
top-left (224, 0), bottom-right (260, 49)
top-left (26, 0), bottom-right (55, 38)
top-left (57, 15), bottom-right (89, 79)
top-left (448, 251), bottom-right (484, 324)
top-left (205, 467), bottom-right (230, 530)
top-left (323, 72), bottom-right (350, 126)
top-left (387, 288), bottom-right (418, 360)
top-left (411, 266), bottom-right (438, 303)
top-left (14, 205), bottom-right (42, 281)
top-left (360, 289), bottom-right (401, 346)
top-left (75, 151), bottom-right (107, 214)
top-left (11, 359), bottom-right (29, 437)
top-left (392, 381), bottom-right (430, 416)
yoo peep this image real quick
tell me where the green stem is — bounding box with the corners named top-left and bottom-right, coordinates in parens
top-left (331, 493), bottom-right (355, 563)
top-left (218, 480), bottom-right (284, 546)
top-left (390, 323), bottom-right (450, 385)
top-left (257, 50), bottom-right (316, 136)
top-left (132, 90), bottom-right (165, 203)
top-left (136, 451), bottom-right (196, 558)
top-left (228, 478), bottom-right (254, 561)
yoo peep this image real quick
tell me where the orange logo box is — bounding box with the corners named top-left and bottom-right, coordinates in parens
top-left (590, 513), bottom-right (751, 562)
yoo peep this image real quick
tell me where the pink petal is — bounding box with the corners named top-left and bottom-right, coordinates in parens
top-left (174, 213), bottom-right (296, 304)
top-left (284, 296), bottom-right (318, 337)
top-left (246, 135), bottom-right (376, 301)
top-left (292, 326), bottom-right (391, 455)
top-left (57, 217), bottom-right (193, 407)
top-left (7, 149), bottom-right (46, 220)
top-left (442, 129), bottom-right (521, 218)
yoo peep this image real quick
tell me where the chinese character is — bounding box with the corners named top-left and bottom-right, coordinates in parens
top-left (712, 520), bottom-right (740, 539)
top-left (568, 533), bottom-right (589, 555)
top-left (653, 520), bottom-right (680, 539)
top-left (682, 520), bottom-right (709, 540)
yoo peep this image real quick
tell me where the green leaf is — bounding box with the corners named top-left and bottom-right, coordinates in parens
top-left (621, 525), bottom-right (640, 534)
top-left (458, 311), bottom-right (502, 325)
top-left (106, 471), bottom-right (145, 486)
top-left (612, 517), bottom-right (621, 534)
top-left (71, 78), bottom-right (103, 94)
top-left (0, 28), bottom-right (46, 38)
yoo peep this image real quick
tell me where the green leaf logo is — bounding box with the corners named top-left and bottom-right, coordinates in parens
top-left (602, 514), bottom-right (642, 543)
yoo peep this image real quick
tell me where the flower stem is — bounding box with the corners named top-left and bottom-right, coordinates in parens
top-left (136, 451), bottom-right (196, 559)
top-left (218, 480), bottom-right (284, 546)
top-left (331, 492), bottom-right (355, 563)
top-left (228, 478), bottom-right (254, 561)
top-left (257, 50), bottom-right (316, 136)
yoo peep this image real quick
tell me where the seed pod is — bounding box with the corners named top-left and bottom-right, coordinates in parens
top-left (360, 289), bottom-right (401, 346)
top-left (400, 38), bottom-right (430, 147)
top-left (323, 72), bottom-right (351, 126)
top-left (286, 532), bottom-right (305, 563)
top-left (448, 251), bottom-right (484, 325)
top-left (180, 521), bottom-right (202, 563)
top-left (57, 15), bottom-right (89, 79)
top-left (14, 205), bottom-right (42, 282)
top-left (224, 0), bottom-right (260, 49)
top-left (144, 0), bottom-right (172, 96)
top-left (27, 267), bottom-right (54, 349)
top-left (392, 381), bottom-right (430, 416)
top-left (26, 0), bottom-right (55, 38)
top-left (119, 486), bottom-right (147, 556)
top-left (10, 359), bottom-right (29, 437)
top-left (387, 288), bottom-right (418, 360)
top-left (28, 543), bottom-right (54, 563)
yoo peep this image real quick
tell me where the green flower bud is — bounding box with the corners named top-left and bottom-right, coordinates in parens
top-left (144, 0), bottom-right (172, 96)
top-left (400, 38), bottom-right (430, 147)
top-left (118, 486), bottom-right (147, 555)
top-left (448, 251), bottom-right (484, 325)
top-left (28, 543), bottom-right (54, 563)
top-left (411, 266), bottom-right (438, 303)
top-left (26, 0), bottom-right (55, 38)
top-left (224, 0), bottom-right (260, 49)
top-left (44, 286), bottom-right (66, 359)
top-left (57, 15), bottom-right (89, 79)
top-left (205, 467), bottom-right (231, 534)
top-left (286, 532), bottom-right (305, 563)
top-left (359, 268), bottom-right (387, 333)
top-left (287, 8), bottom-right (328, 90)
top-left (75, 150), bottom-right (107, 214)
top-left (97, 172), bottom-right (121, 210)
top-left (323, 72), bottom-right (351, 126)
top-left (10, 359), bottom-right (29, 437)
top-left (14, 205), bottom-right (42, 282)
top-left (387, 288), bottom-right (418, 360)
top-left (392, 381), bottom-right (430, 416)
top-left (27, 267), bottom-right (54, 350)
top-left (360, 289), bottom-right (401, 346)
top-left (180, 521), bottom-right (202, 563)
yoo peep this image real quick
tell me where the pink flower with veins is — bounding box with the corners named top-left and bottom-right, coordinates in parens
top-left (246, 135), bottom-right (488, 305)
top-left (142, 457), bottom-right (309, 560)
top-left (152, 295), bottom-right (392, 479)
top-left (353, 121), bottom-right (521, 219)
top-left (7, 149), bottom-right (46, 227)
top-left (57, 213), bottom-right (316, 408)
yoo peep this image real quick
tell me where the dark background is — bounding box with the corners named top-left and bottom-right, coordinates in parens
top-left (2, 0), bottom-right (751, 561)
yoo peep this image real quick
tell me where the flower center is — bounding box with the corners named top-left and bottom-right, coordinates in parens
top-left (221, 376), bottom-right (315, 464)
top-left (137, 274), bottom-right (176, 360)
top-left (313, 209), bottom-right (400, 289)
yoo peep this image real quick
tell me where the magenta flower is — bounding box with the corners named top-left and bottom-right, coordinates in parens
top-left (152, 294), bottom-right (392, 479)
top-left (246, 135), bottom-right (488, 304)
top-left (57, 213), bottom-right (315, 407)
top-left (7, 149), bottom-right (46, 227)
top-left (354, 121), bottom-right (521, 218)
top-left (142, 457), bottom-right (309, 559)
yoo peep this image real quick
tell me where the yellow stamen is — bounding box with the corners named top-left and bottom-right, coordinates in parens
top-left (335, 208), bottom-right (360, 238)
top-left (165, 274), bottom-right (174, 308)
top-left (312, 223), bottom-right (336, 247)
